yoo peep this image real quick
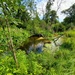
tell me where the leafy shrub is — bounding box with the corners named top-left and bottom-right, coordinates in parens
top-left (64, 30), bottom-right (75, 37)
top-left (0, 27), bottom-right (30, 51)
top-left (1, 48), bottom-right (75, 75)
top-left (52, 23), bottom-right (65, 32)
top-left (61, 30), bottom-right (75, 50)
top-left (0, 27), bottom-right (75, 75)
top-left (61, 38), bottom-right (73, 50)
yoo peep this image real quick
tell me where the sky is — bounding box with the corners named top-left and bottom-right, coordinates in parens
top-left (36, 0), bottom-right (75, 22)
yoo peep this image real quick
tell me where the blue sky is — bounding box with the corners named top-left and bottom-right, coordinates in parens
top-left (36, 0), bottom-right (75, 22)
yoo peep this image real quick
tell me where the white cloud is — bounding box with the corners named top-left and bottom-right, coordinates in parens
top-left (52, 0), bottom-right (75, 22)
top-left (36, 0), bottom-right (75, 22)
top-left (36, 0), bottom-right (48, 18)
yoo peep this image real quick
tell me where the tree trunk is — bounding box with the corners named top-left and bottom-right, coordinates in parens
top-left (6, 18), bottom-right (18, 68)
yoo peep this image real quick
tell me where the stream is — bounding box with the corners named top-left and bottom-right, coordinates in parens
top-left (44, 35), bottom-right (64, 52)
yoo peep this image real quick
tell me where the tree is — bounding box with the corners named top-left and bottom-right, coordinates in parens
top-left (21, 0), bottom-right (38, 21)
top-left (43, 0), bottom-right (60, 33)
top-left (43, 0), bottom-right (55, 24)
top-left (50, 10), bottom-right (58, 24)
top-left (0, 0), bottom-right (37, 68)
top-left (27, 13), bottom-right (41, 34)
top-left (62, 3), bottom-right (75, 25)
top-left (0, 0), bottom-right (37, 29)
top-left (0, 0), bottom-right (21, 68)
top-left (15, 6), bottom-right (31, 28)
top-left (56, 0), bottom-right (65, 12)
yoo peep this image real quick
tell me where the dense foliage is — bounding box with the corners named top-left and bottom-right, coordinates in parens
top-left (0, 27), bottom-right (75, 75)
top-left (0, 0), bottom-right (75, 75)
top-left (62, 3), bottom-right (75, 30)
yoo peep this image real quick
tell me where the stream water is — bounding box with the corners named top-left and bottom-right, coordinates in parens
top-left (44, 35), bottom-right (64, 52)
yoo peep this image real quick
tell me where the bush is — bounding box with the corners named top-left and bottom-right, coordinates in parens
top-left (61, 30), bottom-right (75, 50)
top-left (1, 48), bottom-right (75, 75)
top-left (0, 27), bottom-right (75, 75)
top-left (61, 38), bottom-right (74, 50)
top-left (52, 23), bottom-right (65, 32)
top-left (64, 30), bottom-right (75, 37)
top-left (0, 27), bottom-right (30, 51)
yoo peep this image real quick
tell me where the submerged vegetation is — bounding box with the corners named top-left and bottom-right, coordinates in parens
top-left (0, 0), bottom-right (75, 75)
